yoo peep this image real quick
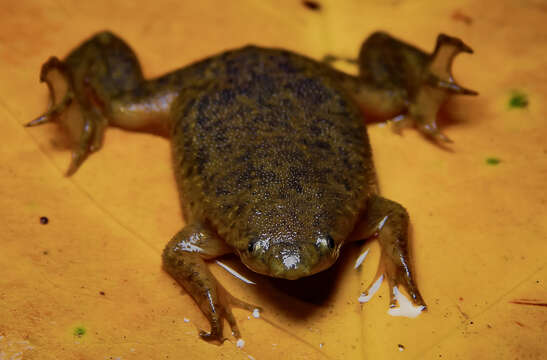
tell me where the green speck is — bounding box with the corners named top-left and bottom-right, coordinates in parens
top-left (486, 157), bottom-right (501, 165)
top-left (73, 326), bottom-right (86, 337)
top-left (508, 91), bottom-right (529, 109)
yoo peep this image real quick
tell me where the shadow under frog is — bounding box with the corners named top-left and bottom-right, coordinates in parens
top-left (27, 30), bottom-right (477, 342)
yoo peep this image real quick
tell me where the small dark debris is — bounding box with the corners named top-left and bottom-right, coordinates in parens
top-left (303, 0), bottom-right (321, 11)
top-left (40, 216), bottom-right (49, 225)
top-left (398, 344), bottom-right (405, 351)
top-left (99, 291), bottom-right (105, 296)
top-left (43, 250), bottom-right (49, 255)
top-left (486, 157), bottom-right (501, 165)
top-left (470, 321), bottom-right (474, 325)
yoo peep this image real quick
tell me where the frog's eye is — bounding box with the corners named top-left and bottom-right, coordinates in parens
top-left (248, 241), bottom-right (256, 253)
top-left (326, 235), bottom-right (335, 249)
top-left (315, 234), bottom-right (335, 251)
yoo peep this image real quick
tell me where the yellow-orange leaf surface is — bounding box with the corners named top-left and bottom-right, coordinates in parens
top-left (1, 0), bottom-right (546, 359)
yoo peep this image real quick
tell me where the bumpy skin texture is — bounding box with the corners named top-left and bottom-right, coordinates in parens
top-left (28, 30), bottom-right (476, 342)
top-left (170, 47), bottom-right (375, 279)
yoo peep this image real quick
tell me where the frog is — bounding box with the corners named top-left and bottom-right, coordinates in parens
top-left (27, 30), bottom-right (476, 342)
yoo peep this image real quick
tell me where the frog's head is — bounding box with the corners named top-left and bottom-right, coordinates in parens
top-left (238, 232), bottom-right (342, 280)
top-left (234, 204), bottom-right (351, 280)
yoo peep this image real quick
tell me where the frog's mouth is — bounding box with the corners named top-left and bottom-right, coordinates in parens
top-left (239, 240), bottom-right (340, 280)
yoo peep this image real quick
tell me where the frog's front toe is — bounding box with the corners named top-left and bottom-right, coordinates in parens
top-left (163, 224), bottom-right (261, 343)
top-left (357, 195), bottom-right (427, 309)
top-left (64, 106), bottom-right (108, 176)
top-left (199, 285), bottom-right (261, 343)
top-left (382, 250), bottom-right (426, 309)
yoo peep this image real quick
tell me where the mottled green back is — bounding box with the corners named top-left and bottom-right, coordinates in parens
top-left (171, 47), bottom-right (374, 252)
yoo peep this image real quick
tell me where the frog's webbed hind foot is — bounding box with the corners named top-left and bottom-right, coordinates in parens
top-left (26, 56), bottom-right (108, 176)
top-left (406, 34), bottom-right (478, 143)
top-left (25, 57), bottom-right (74, 127)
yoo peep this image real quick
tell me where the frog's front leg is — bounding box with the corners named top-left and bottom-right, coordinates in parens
top-left (354, 195), bottom-right (426, 308)
top-left (162, 223), bottom-right (259, 342)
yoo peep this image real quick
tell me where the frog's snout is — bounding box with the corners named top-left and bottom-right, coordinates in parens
top-left (241, 235), bottom-right (340, 280)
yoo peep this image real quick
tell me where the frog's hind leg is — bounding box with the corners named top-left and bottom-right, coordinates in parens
top-left (344, 32), bottom-right (477, 141)
top-left (26, 31), bottom-right (149, 175)
top-left (163, 223), bottom-right (261, 343)
top-left (355, 195), bottom-right (426, 309)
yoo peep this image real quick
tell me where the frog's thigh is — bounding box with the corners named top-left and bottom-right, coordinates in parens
top-left (162, 222), bottom-right (257, 342)
top-left (355, 195), bottom-right (426, 308)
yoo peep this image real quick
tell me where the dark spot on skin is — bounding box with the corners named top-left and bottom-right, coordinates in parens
top-left (99, 291), bottom-right (105, 296)
top-left (182, 98), bottom-right (195, 117)
top-left (40, 216), bottom-right (49, 225)
top-left (43, 250), bottom-right (49, 255)
top-left (398, 344), bottom-right (405, 351)
top-left (508, 91), bottom-right (529, 108)
top-left (485, 157), bottom-right (501, 165)
top-left (73, 326), bottom-right (86, 337)
top-left (309, 125), bottom-right (321, 136)
top-left (314, 140), bottom-right (331, 150)
top-left (293, 78), bottom-right (332, 105)
top-left (217, 88), bottom-right (236, 106)
top-left (216, 187), bottom-right (230, 196)
top-left (302, 0), bottom-right (321, 11)
top-left (195, 147), bottom-right (210, 174)
top-left (451, 10), bottom-right (473, 25)
top-left (276, 57), bottom-right (298, 74)
top-left (197, 95), bottom-right (210, 114)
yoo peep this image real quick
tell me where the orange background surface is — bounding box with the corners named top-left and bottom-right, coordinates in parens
top-left (1, 0), bottom-right (546, 359)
